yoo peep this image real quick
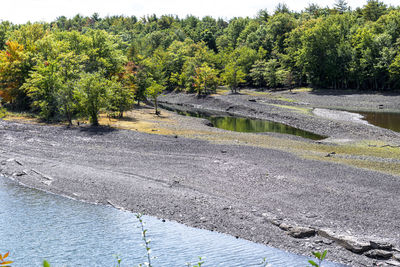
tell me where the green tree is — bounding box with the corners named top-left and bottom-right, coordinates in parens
top-left (193, 63), bottom-right (219, 95)
top-left (250, 60), bottom-right (267, 88)
top-left (222, 62), bottom-right (245, 93)
top-left (363, 0), bottom-right (387, 21)
top-left (75, 72), bottom-right (110, 126)
top-left (146, 81), bottom-right (165, 115)
top-left (108, 77), bottom-right (135, 118)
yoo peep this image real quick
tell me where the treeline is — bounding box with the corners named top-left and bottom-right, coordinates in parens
top-left (1, 0), bottom-right (400, 124)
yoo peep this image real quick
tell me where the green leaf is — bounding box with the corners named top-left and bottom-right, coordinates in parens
top-left (312, 251), bottom-right (321, 259)
top-left (321, 249), bottom-right (327, 260)
top-left (308, 260), bottom-right (319, 267)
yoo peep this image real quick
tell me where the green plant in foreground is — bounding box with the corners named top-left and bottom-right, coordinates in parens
top-left (186, 256), bottom-right (204, 267)
top-left (309, 249), bottom-right (327, 267)
top-left (136, 213), bottom-right (154, 267)
top-left (113, 254), bottom-right (122, 267)
top-left (0, 252), bottom-right (13, 266)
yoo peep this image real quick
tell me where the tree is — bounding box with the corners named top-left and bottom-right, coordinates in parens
top-left (363, 0), bottom-right (387, 21)
top-left (22, 60), bottom-right (61, 120)
top-left (275, 3), bottom-right (290, 14)
top-left (75, 72), bottom-right (110, 126)
top-left (0, 40), bottom-right (31, 109)
top-left (222, 62), bottom-right (245, 93)
top-left (108, 77), bottom-right (135, 118)
top-left (146, 81), bottom-right (165, 115)
top-left (334, 0), bottom-right (350, 13)
top-left (264, 59), bottom-right (280, 88)
top-left (193, 63), bottom-right (219, 95)
top-left (56, 52), bottom-right (88, 124)
top-left (250, 60), bottom-right (267, 88)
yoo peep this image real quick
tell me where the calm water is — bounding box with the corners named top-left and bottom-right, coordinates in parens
top-left (162, 105), bottom-right (325, 140)
top-left (359, 111), bottom-right (400, 132)
top-left (0, 176), bottom-right (344, 267)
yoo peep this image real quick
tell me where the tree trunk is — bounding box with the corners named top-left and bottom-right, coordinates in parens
top-left (154, 98), bottom-right (160, 115)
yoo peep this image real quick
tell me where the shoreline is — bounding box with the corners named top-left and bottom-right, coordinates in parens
top-left (1, 90), bottom-right (400, 266)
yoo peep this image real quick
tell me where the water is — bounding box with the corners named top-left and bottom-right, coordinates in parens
top-left (162, 105), bottom-right (325, 140)
top-left (359, 111), bottom-right (400, 133)
top-left (0, 176), bottom-right (343, 267)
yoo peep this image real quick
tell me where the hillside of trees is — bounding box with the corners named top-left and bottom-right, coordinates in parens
top-left (1, 0), bottom-right (400, 124)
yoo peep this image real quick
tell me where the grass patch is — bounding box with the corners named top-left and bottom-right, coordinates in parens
top-left (269, 104), bottom-right (312, 115)
top-left (0, 107), bottom-right (8, 118)
top-left (273, 96), bottom-right (297, 103)
top-left (241, 89), bottom-right (272, 96)
top-left (291, 87), bottom-right (313, 93)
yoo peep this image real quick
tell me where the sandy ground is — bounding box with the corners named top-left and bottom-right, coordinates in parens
top-left (1, 89), bottom-right (400, 266)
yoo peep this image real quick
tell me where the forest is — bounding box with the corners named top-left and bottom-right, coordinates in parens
top-left (1, 0), bottom-right (400, 125)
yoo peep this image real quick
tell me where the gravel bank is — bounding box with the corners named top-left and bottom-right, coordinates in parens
top-left (1, 114), bottom-right (400, 266)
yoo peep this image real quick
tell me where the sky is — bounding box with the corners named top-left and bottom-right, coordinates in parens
top-left (1, 0), bottom-right (400, 24)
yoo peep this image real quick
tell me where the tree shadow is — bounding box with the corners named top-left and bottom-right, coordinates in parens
top-left (78, 125), bottom-right (118, 135)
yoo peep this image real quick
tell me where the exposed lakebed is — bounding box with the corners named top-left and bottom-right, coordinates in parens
top-left (0, 176), bottom-right (344, 266)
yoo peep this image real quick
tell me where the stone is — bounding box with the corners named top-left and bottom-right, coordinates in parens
top-left (364, 249), bottom-right (393, 260)
top-left (278, 223), bottom-right (315, 238)
top-left (370, 240), bottom-right (393, 251)
top-left (386, 260), bottom-right (400, 266)
top-left (393, 254), bottom-right (400, 261)
top-left (288, 226), bottom-right (316, 238)
top-left (318, 228), bottom-right (371, 253)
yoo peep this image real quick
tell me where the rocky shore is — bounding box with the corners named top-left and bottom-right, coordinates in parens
top-left (1, 89), bottom-right (400, 266)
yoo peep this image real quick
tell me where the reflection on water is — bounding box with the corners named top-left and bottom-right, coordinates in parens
top-left (0, 177), bottom-right (344, 266)
top-left (359, 111), bottom-right (400, 132)
top-left (162, 106), bottom-right (325, 140)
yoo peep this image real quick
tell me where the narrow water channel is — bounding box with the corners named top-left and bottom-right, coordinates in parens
top-left (161, 105), bottom-right (325, 140)
top-left (0, 177), bottom-right (344, 266)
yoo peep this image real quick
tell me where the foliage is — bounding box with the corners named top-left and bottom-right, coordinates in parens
top-left (193, 63), bottom-right (219, 95)
top-left (145, 81), bottom-right (165, 115)
top-left (1, 2), bottom-right (400, 121)
top-left (0, 107), bottom-right (7, 119)
top-left (308, 250), bottom-right (328, 267)
top-left (186, 257), bottom-right (204, 267)
top-left (136, 213), bottom-right (155, 267)
top-left (222, 62), bottom-right (245, 93)
top-left (0, 252), bottom-right (13, 266)
top-left (0, 40), bottom-right (31, 109)
top-left (75, 72), bottom-right (111, 125)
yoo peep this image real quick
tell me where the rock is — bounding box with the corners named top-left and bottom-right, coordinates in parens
top-left (370, 240), bottom-right (393, 251)
top-left (386, 260), bottom-right (400, 266)
top-left (364, 249), bottom-right (393, 260)
top-left (278, 223), bottom-right (315, 238)
top-left (325, 152), bottom-right (336, 157)
top-left (288, 226), bottom-right (316, 238)
top-left (394, 254), bottom-right (400, 261)
top-left (318, 228), bottom-right (371, 253)
top-left (315, 239), bottom-right (334, 245)
top-left (221, 150), bottom-right (227, 153)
